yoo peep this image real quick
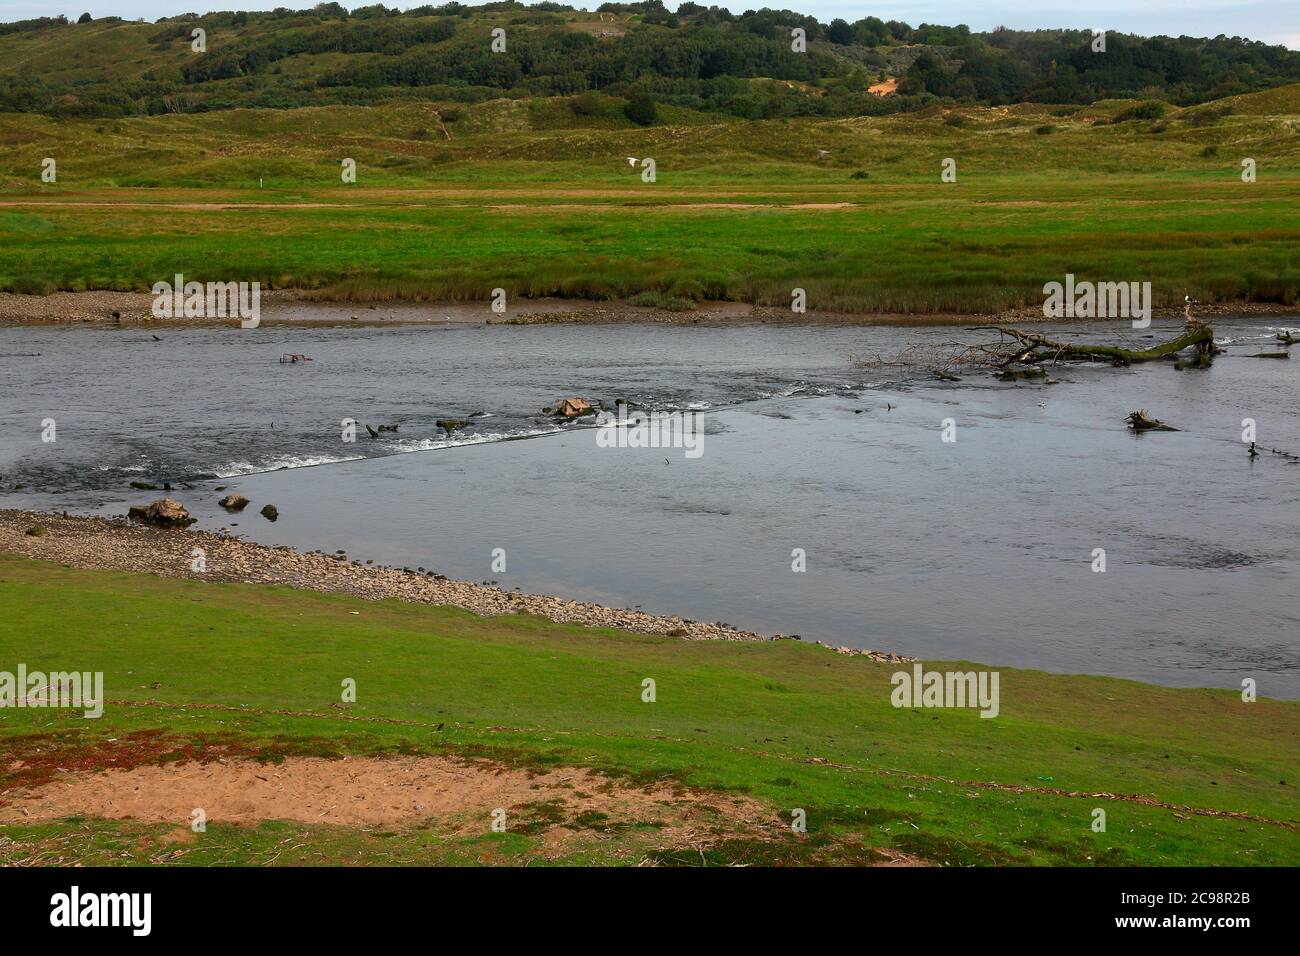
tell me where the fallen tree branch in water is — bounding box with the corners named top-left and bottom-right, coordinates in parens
top-left (1127, 409), bottom-right (1179, 432)
top-left (966, 324), bottom-right (1218, 367)
top-left (857, 323), bottom-right (1218, 375)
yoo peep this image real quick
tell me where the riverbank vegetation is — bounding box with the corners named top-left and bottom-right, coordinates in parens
top-left (1, 6), bottom-right (1298, 312)
top-left (0, 552), bottom-right (1295, 865)
top-left (0, 83), bottom-right (1297, 312)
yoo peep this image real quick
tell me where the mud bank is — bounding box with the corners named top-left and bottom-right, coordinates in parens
top-left (4, 290), bottom-right (1292, 328)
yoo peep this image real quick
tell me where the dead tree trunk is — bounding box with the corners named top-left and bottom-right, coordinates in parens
top-left (967, 325), bottom-right (1217, 367)
top-left (856, 323), bottom-right (1219, 377)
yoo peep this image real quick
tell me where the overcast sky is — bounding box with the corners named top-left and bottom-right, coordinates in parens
top-left (2, 0), bottom-right (1295, 48)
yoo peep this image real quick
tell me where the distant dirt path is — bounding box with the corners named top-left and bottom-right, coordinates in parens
top-left (0, 200), bottom-right (352, 209)
top-left (0, 199), bottom-right (860, 211)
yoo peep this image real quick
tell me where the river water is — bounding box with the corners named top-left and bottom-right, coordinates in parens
top-left (2, 315), bottom-right (1297, 696)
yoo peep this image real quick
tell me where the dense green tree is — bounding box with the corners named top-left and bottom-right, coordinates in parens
top-left (623, 87), bottom-right (657, 124)
top-left (3, 6), bottom-right (1299, 118)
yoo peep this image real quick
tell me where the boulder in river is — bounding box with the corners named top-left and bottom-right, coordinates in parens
top-left (219, 493), bottom-right (250, 511)
top-left (260, 504), bottom-right (279, 521)
top-left (128, 498), bottom-right (196, 528)
top-left (994, 367), bottom-right (1046, 382)
top-left (553, 397), bottom-right (594, 418)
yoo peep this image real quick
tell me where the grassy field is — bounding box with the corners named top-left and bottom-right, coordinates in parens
top-left (1, 84), bottom-right (1298, 312)
top-left (0, 553), bottom-right (1295, 866)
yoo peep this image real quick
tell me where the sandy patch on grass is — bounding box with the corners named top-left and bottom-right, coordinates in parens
top-left (0, 754), bottom-right (762, 832)
top-left (0, 734), bottom-right (924, 864)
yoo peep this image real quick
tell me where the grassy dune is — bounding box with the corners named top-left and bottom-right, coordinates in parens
top-left (1, 87), bottom-right (1298, 311)
top-left (0, 554), bottom-right (1295, 866)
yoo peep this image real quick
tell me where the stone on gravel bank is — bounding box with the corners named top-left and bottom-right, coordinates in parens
top-left (126, 498), bottom-right (195, 528)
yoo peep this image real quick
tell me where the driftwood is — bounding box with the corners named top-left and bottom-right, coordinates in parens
top-left (966, 325), bottom-right (1217, 368)
top-left (432, 109), bottom-right (452, 140)
top-left (858, 322), bottom-right (1218, 378)
top-left (1127, 409), bottom-right (1179, 432)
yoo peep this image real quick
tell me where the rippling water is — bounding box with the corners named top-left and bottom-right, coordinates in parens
top-left (3, 315), bottom-right (1297, 696)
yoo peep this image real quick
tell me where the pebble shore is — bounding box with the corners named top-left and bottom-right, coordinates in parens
top-left (0, 509), bottom-right (913, 663)
top-left (4, 290), bottom-right (1293, 328)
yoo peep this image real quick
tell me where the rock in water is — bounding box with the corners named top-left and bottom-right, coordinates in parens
top-left (995, 367), bottom-right (1046, 382)
top-left (260, 504), bottom-right (279, 521)
top-left (219, 493), bottom-right (250, 511)
top-left (128, 498), bottom-right (196, 528)
top-left (553, 397), bottom-right (594, 418)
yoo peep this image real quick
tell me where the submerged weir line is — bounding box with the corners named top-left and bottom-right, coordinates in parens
top-left (595, 405), bottom-right (705, 458)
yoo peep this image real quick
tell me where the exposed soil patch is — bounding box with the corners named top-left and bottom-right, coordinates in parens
top-left (0, 731), bottom-right (929, 864)
top-left (0, 730), bottom-right (337, 797)
top-left (0, 753), bottom-right (762, 830)
top-left (0, 735), bottom-right (780, 860)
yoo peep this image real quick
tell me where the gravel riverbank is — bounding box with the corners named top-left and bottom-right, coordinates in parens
top-left (0, 509), bottom-right (912, 662)
top-left (4, 290), bottom-right (1293, 328)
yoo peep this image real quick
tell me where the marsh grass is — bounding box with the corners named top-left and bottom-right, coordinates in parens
top-left (0, 87), bottom-right (1298, 312)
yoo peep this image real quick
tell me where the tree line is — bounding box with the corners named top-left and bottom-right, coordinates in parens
top-left (2, 2), bottom-right (1297, 118)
